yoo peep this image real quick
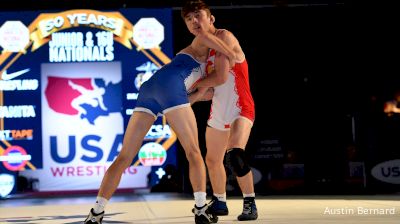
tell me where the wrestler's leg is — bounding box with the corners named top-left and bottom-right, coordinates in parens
top-left (227, 118), bottom-right (254, 195)
top-left (98, 111), bottom-right (155, 199)
top-left (84, 111), bottom-right (155, 223)
top-left (164, 106), bottom-right (206, 193)
top-left (205, 126), bottom-right (230, 215)
top-left (205, 127), bottom-right (229, 194)
top-left (165, 106), bottom-right (217, 223)
top-left (226, 117), bottom-right (258, 221)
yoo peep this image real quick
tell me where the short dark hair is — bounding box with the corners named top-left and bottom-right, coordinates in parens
top-left (181, 0), bottom-right (211, 19)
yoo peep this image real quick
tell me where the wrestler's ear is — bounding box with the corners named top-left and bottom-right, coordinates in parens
top-left (210, 15), bottom-right (215, 24)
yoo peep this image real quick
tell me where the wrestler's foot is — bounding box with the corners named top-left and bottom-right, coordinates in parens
top-left (208, 196), bottom-right (229, 216)
top-left (194, 204), bottom-right (218, 224)
top-left (84, 208), bottom-right (104, 224)
top-left (237, 197), bottom-right (258, 221)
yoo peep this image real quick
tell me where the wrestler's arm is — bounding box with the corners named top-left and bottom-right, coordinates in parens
top-left (188, 87), bottom-right (213, 105)
top-left (195, 30), bottom-right (235, 88)
top-left (384, 101), bottom-right (400, 113)
top-left (195, 30), bottom-right (236, 64)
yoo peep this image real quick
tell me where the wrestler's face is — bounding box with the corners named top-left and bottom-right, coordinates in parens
top-left (184, 9), bottom-right (212, 36)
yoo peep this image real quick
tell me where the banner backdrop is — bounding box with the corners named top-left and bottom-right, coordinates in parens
top-left (0, 8), bottom-right (177, 193)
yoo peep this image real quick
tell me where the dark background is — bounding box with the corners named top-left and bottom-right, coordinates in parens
top-left (4, 0), bottom-right (398, 195)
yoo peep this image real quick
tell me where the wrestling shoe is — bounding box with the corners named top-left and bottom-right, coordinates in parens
top-left (194, 204), bottom-right (218, 224)
top-left (84, 208), bottom-right (104, 224)
top-left (208, 196), bottom-right (229, 216)
top-left (237, 197), bottom-right (258, 221)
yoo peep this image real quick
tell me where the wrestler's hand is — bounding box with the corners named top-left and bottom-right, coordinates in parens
top-left (188, 82), bottom-right (198, 95)
top-left (384, 102), bottom-right (396, 113)
top-left (199, 87), bottom-right (214, 101)
top-left (228, 56), bottom-right (236, 68)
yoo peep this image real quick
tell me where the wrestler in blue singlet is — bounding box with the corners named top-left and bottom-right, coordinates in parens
top-left (133, 53), bottom-right (203, 118)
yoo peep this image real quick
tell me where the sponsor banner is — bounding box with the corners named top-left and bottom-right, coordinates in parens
top-left (28, 61), bottom-right (129, 191)
top-left (20, 165), bottom-right (150, 191)
top-left (371, 159), bottom-right (400, 184)
top-left (0, 145), bottom-right (32, 171)
top-left (2, 8), bottom-right (176, 192)
top-left (0, 173), bottom-right (15, 198)
top-left (0, 129), bottom-right (33, 141)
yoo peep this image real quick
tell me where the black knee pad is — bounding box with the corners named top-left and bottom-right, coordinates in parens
top-left (224, 148), bottom-right (251, 177)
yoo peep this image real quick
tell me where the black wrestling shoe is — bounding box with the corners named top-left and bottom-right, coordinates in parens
top-left (237, 197), bottom-right (258, 221)
top-left (208, 196), bottom-right (229, 216)
top-left (84, 208), bottom-right (104, 224)
top-left (194, 204), bottom-right (218, 224)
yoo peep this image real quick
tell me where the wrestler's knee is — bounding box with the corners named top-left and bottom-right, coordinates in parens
top-left (206, 153), bottom-right (224, 170)
top-left (224, 148), bottom-right (251, 177)
top-left (183, 143), bottom-right (202, 163)
top-left (113, 155), bottom-right (133, 170)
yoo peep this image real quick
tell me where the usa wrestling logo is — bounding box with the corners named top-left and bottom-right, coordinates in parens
top-left (45, 76), bottom-right (121, 125)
